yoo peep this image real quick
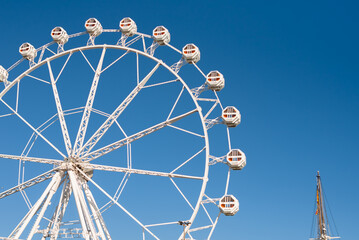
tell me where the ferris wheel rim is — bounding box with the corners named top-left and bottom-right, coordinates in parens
top-left (0, 43), bottom-right (212, 239)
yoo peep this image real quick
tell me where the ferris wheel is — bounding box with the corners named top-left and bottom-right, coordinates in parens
top-left (0, 17), bottom-right (246, 240)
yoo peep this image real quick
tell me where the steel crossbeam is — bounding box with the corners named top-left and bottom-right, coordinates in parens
top-left (73, 47), bottom-right (107, 156)
top-left (79, 62), bottom-right (161, 157)
top-left (0, 169), bottom-right (58, 199)
top-left (0, 154), bottom-right (62, 165)
top-left (81, 109), bottom-right (198, 162)
top-left (85, 163), bottom-right (203, 180)
top-left (48, 61), bottom-right (73, 156)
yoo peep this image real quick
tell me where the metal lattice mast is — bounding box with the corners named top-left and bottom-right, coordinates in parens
top-left (72, 47), bottom-right (107, 156)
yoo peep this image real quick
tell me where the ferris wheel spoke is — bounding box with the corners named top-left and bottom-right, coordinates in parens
top-left (48, 61), bottom-right (73, 156)
top-left (8, 172), bottom-right (63, 239)
top-left (201, 203), bottom-right (214, 225)
top-left (100, 50), bottom-right (129, 74)
top-left (142, 78), bottom-right (179, 89)
top-left (82, 108), bottom-right (198, 162)
top-left (170, 147), bottom-right (206, 174)
top-left (169, 178), bottom-right (194, 211)
top-left (55, 52), bottom-right (73, 84)
top-left (207, 212), bottom-right (221, 239)
top-left (26, 172), bottom-right (63, 240)
top-left (81, 180), bottom-right (111, 240)
top-left (0, 98), bottom-right (66, 158)
top-left (0, 168), bottom-right (59, 199)
top-left (84, 163), bottom-right (204, 180)
top-left (68, 170), bottom-right (98, 240)
top-left (72, 47), bottom-right (107, 156)
top-left (79, 50), bottom-right (96, 72)
top-left (167, 125), bottom-right (204, 138)
top-left (0, 153), bottom-right (62, 165)
top-left (167, 86), bottom-right (184, 120)
top-left (79, 62), bottom-right (162, 157)
top-left (43, 177), bottom-right (72, 240)
top-left (25, 74), bottom-right (51, 85)
top-left (76, 167), bottom-right (160, 240)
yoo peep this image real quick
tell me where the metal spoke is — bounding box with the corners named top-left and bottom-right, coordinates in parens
top-left (82, 109), bottom-right (198, 162)
top-left (0, 168), bottom-right (58, 199)
top-left (0, 154), bottom-right (62, 165)
top-left (100, 50), bottom-right (129, 74)
top-left (41, 177), bottom-right (72, 240)
top-left (79, 62), bottom-right (161, 157)
top-left (8, 172), bottom-right (62, 239)
top-left (25, 74), bottom-right (51, 85)
top-left (48, 60), bottom-right (73, 156)
top-left (26, 173), bottom-right (63, 239)
top-left (55, 52), bottom-right (73, 83)
top-left (82, 180), bottom-right (111, 240)
top-left (171, 147), bottom-right (206, 174)
top-left (73, 47), bottom-right (107, 156)
top-left (79, 50), bottom-right (96, 72)
top-left (201, 203), bottom-right (214, 225)
top-left (207, 212), bottom-right (221, 239)
top-left (167, 125), bottom-right (204, 138)
top-left (203, 100), bottom-right (219, 120)
top-left (68, 170), bottom-right (93, 240)
top-left (167, 86), bottom-right (184, 120)
top-left (143, 79), bottom-right (179, 89)
top-left (170, 178), bottom-right (194, 210)
top-left (0, 99), bottom-right (66, 158)
top-left (83, 163), bottom-right (204, 180)
top-left (76, 167), bottom-right (160, 240)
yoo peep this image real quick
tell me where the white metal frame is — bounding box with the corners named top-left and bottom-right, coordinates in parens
top-left (0, 23), bottom-right (242, 240)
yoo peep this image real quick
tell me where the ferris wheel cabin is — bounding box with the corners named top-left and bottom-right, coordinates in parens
top-left (153, 26), bottom-right (171, 45)
top-left (51, 27), bottom-right (69, 45)
top-left (85, 18), bottom-right (103, 37)
top-left (219, 195), bottom-right (239, 216)
top-left (182, 44), bottom-right (200, 63)
top-left (19, 43), bottom-right (37, 60)
top-left (0, 65), bottom-right (8, 83)
top-left (206, 70), bottom-right (225, 91)
top-left (227, 149), bottom-right (246, 170)
top-left (120, 17), bottom-right (137, 36)
top-left (222, 106), bottom-right (241, 127)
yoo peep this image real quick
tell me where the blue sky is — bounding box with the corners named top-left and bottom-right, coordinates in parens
top-left (0, 0), bottom-right (358, 239)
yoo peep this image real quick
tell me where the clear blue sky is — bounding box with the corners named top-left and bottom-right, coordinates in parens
top-left (0, 0), bottom-right (358, 239)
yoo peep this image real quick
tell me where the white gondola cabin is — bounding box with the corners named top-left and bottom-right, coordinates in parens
top-left (85, 18), bottom-right (103, 37)
top-left (152, 26), bottom-right (170, 45)
top-left (182, 44), bottom-right (200, 64)
top-left (51, 27), bottom-right (69, 44)
top-left (0, 65), bottom-right (8, 83)
top-left (19, 43), bottom-right (37, 60)
top-left (120, 17), bottom-right (137, 36)
top-left (206, 71), bottom-right (225, 91)
top-left (219, 195), bottom-right (239, 216)
top-left (227, 149), bottom-right (246, 170)
top-left (222, 106), bottom-right (241, 127)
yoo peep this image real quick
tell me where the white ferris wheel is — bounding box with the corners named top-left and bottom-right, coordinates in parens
top-left (0, 17), bottom-right (246, 240)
